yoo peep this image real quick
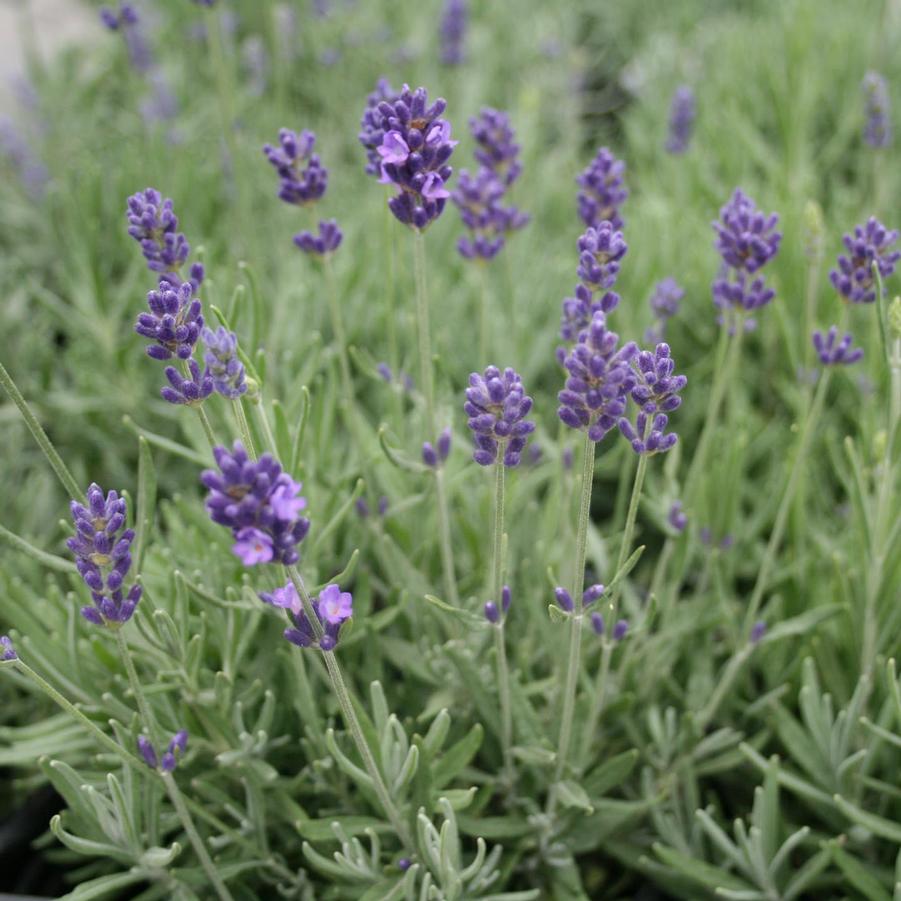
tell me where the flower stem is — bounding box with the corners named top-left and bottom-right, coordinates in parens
top-left (284, 564), bottom-right (413, 850)
top-left (550, 433), bottom-right (595, 795)
top-left (434, 468), bottom-right (460, 607)
top-left (412, 229), bottom-right (436, 438)
top-left (0, 360), bottom-right (81, 500)
top-left (491, 462), bottom-right (513, 773)
top-left (253, 397), bottom-right (280, 458)
top-left (232, 398), bottom-right (257, 459)
top-left (113, 629), bottom-right (234, 901)
top-left (322, 254), bottom-right (354, 407)
top-left (743, 367), bottom-right (832, 635)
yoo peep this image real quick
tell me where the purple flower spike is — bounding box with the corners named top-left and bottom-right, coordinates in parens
top-left (371, 85), bottom-right (456, 229)
top-left (612, 619), bottom-right (629, 641)
top-left (0, 636), bottom-right (16, 661)
top-left (667, 501), bottom-right (687, 533)
top-left (711, 189), bottom-right (782, 323)
top-left (750, 620), bottom-right (767, 644)
top-left (135, 279), bottom-right (204, 361)
top-left (577, 147), bottom-right (628, 230)
top-left (577, 223), bottom-right (628, 290)
top-left (829, 217), bottom-right (900, 304)
top-left (558, 312), bottom-right (638, 443)
top-left (470, 108), bottom-right (523, 186)
top-left (263, 129), bottom-right (328, 206)
top-left (501, 585), bottom-right (512, 613)
top-left (274, 583), bottom-right (350, 651)
top-left (160, 359), bottom-right (213, 406)
top-left (293, 219), bottom-right (343, 256)
top-left (812, 327), bottom-right (864, 366)
top-left (554, 587), bottom-right (574, 613)
top-left (453, 168), bottom-right (528, 261)
top-left (863, 72), bottom-right (891, 149)
top-left (359, 78), bottom-right (401, 177)
top-left (665, 85), bottom-right (696, 155)
top-left (202, 327), bottom-right (247, 399)
top-left (100, 7), bottom-right (120, 29)
top-left (67, 483), bottom-right (142, 626)
top-left (137, 735), bottom-right (158, 769)
top-left (484, 601), bottom-right (499, 624)
top-left (464, 366), bottom-right (536, 467)
top-left (583, 584), bottom-right (604, 606)
top-left (645, 277), bottom-right (684, 342)
top-left (126, 189), bottom-right (191, 277)
top-left (202, 442), bottom-right (311, 567)
top-left (619, 343), bottom-right (687, 455)
top-left (590, 612), bottom-right (604, 636)
top-left (439, 0), bottom-right (467, 65)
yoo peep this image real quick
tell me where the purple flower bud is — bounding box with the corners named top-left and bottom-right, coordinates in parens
top-left (202, 327), bottom-right (247, 398)
top-left (437, 428), bottom-right (452, 461)
top-left (422, 442), bottom-right (439, 468)
top-left (812, 326), bottom-right (864, 366)
top-left (863, 72), bottom-right (891, 149)
top-left (464, 366), bottom-right (535, 467)
top-left (612, 619), bottom-right (629, 641)
top-left (355, 497), bottom-right (370, 518)
top-left (483, 601), bottom-right (499, 623)
top-left (829, 217), bottom-right (900, 304)
top-left (668, 501), bottom-right (687, 533)
top-left (590, 612), bottom-right (604, 635)
top-left (398, 858), bottom-right (412, 872)
top-left (377, 362), bottom-right (393, 382)
top-left (750, 620), bottom-right (767, 644)
top-left (263, 128), bottom-right (328, 206)
top-left (126, 189), bottom-right (191, 277)
top-left (294, 219), bottom-right (343, 256)
top-left (554, 587), bottom-right (574, 612)
top-left (0, 635), bottom-right (16, 661)
top-left (577, 147), bottom-right (627, 229)
top-left (137, 735), bottom-right (158, 769)
top-left (665, 85), bottom-right (695, 155)
top-left (160, 359), bottom-right (214, 406)
top-left (501, 585), bottom-right (511, 613)
top-left (582, 584), bottom-right (604, 606)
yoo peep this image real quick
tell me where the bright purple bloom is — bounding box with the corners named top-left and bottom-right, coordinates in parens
top-left (464, 366), bottom-right (536, 467)
top-left (135, 279), bottom-right (204, 361)
top-left (484, 601), bottom-right (499, 623)
top-left (665, 85), bottom-right (695, 154)
top-left (439, 0), bottom-right (467, 65)
top-left (750, 621), bottom-right (767, 644)
top-left (469, 108), bottom-right (523, 186)
top-left (667, 501), bottom-right (687, 533)
top-left (260, 581), bottom-right (302, 614)
top-left (202, 327), bottom-right (247, 398)
top-left (829, 217), bottom-right (900, 304)
top-left (863, 72), bottom-right (891, 149)
top-left (359, 78), bottom-right (400, 177)
top-left (812, 327), bottom-right (864, 366)
top-left (645, 277), bottom-right (684, 342)
top-left (577, 147), bottom-right (627, 230)
top-left (711, 190), bottom-right (781, 323)
top-left (612, 619), bottom-right (629, 641)
top-left (618, 343), bottom-right (686, 455)
top-left (317, 584), bottom-right (353, 625)
top-left (126, 189), bottom-right (194, 277)
top-left (0, 636), bottom-right (16, 661)
top-left (67, 483), bottom-right (142, 626)
top-left (293, 219), bottom-right (343, 256)
top-left (202, 443), bottom-right (311, 566)
top-left (558, 312), bottom-right (638, 442)
top-left (371, 85), bottom-right (456, 229)
top-left (554, 587), bottom-right (574, 612)
top-left (263, 129), bottom-right (328, 206)
top-left (160, 359), bottom-right (213, 406)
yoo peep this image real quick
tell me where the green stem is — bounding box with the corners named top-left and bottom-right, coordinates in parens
top-left (322, 254), bottom-right (354, 406)
top-left (610, 453), bottom-right (648, 622)
top-left (695, 644), bottom-right (755, 731)
top-left (161, 772), bottom-right (236, 901)
top-left (0, 360), bottom-right (81, 500)
top-left (412, 229), bottom-right (436, 438)
top-left (253, 398), bottom-right (280, 458)
top-left (284, 565), bottom-right (413, 850)
top-left (232, 398), bottom-right (257, 459)
top-left (743, 368), bottom-right (832, 635)
top-left (490, 462), bottom-right (513, 772)
top-left (434, 468), bottom-right (460, 607)
top-left (550, 433), bottom-right (595, 795)
top-left (491, 462), bottom-right (505, 603)
top-left (113, 628), bottom-right (158, 743)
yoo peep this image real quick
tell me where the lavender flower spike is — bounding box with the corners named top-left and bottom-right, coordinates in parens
top-left (160, 359), bottom-right (214, 406)
top-left (359, 78), bottom-right (400, 177)
top-left (863, 72), bottom-right (891, 149)
top-left (558, 312), bottom-right (637, 442)
top-left (0, 636), bottom-right (16, 661)
top-left (263, 129), bottom-right (328, 206)
top-left (126, 189), bottom-right (191, 277)
top-left (373, 84), bottom-right (457, 229)
top-left (452, 168), bottom-right (528, 261)
top-left (645, 277), bottom-right (684, 342)
top-left (577, 147), bottom-right (628, 230)
top-left (812, 327), bottom-right (864, 366)
top-left (665, 85), bottom-right (696, 154)
top-left (577, 222), bottom-right (628, 290)
top-left (135, 279), bottom-right (204, 361)
top-left (464, 366), bottom-right (536, 467)
top-left (469, 108), bottom-right (523, 186)
top-left (202, 326), bottom-right (247, 398)
top-left (829, 217), bottom-right (901, 304)
top-left (293, 219), bottom-right (343, 256)
top-left (439, 0), bottom-right (467, 66)
top-left (262, 581), bottom-right (351, 651)
top-left (67, 483), bottom-right (142, 626)
top-left (202, 443), bottom-right (310, 566)
top-left (618, 343), bottom-right (687, 455)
